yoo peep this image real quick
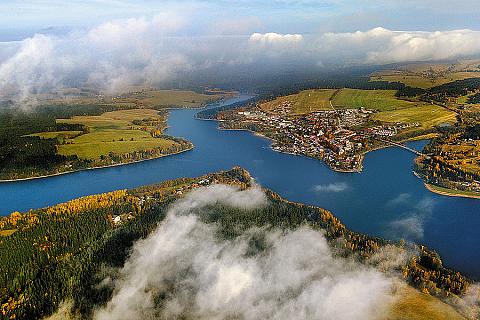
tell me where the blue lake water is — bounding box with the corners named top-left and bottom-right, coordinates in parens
top-left (0, 95), bottom-right (479, 279)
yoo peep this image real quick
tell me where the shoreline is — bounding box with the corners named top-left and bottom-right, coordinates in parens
top-left (213, 125), bottom-right (362, 173)
top-left (0, 93), bottom-right (246, 184)
top-left (0, 146), bottom-right (194, 183)
top-left (424, 183), bottom-right (480, 200)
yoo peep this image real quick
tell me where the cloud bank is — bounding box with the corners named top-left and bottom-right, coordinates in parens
top-left (2, 13), bottom-right (480, 105)
top-left (93, 184), bottom-right (397, 320)
top-left (320, 27), bottom-right (480, 64)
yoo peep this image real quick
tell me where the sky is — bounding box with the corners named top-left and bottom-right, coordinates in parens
top-left (2, 0), bottom-right (480, 105)
top-left (2, 0), bottom-right (480, 39)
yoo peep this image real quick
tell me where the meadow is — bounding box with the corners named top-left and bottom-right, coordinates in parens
top-left (56, 109), bottom-right (179, 160)
top-left (373, 104), bottom-right (456, 130)
top-left (331, 88), bottom-right (420, 111)
top-left (259, 89), bottom-right (337, 114)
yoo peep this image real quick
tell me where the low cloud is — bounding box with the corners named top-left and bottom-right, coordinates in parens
top-left (386, 193), bottom-right (411, 208)
top-left (389, 216), bottom-right (425, 240)
top-left (314, 182), bottom-right (349, 193)
top-left (388, 197), bottom-right (434, 240)
top-left (93, 184), bottom-right (397, 320)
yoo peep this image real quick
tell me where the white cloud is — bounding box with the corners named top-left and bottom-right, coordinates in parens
top-left (93, 184), bottom-right (397, 320)
top-left (320, 27), bottom-right (480, 64)
top-left (2, 18), bottom-right (480, 106)
top-left (249, 32), bottom-right (303, 45)
top-left (314, 182), bottom-right (349, 193)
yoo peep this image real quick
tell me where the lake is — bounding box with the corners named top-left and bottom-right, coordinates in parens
top-left (0, 95), bottom-right (479, 279)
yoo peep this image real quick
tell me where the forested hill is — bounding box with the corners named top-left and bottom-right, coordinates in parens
top-left (0, 167), bottom-right (474, 319)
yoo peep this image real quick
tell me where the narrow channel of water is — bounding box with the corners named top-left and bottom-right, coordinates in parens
top-left (0, 95), bottom-right (478, 279)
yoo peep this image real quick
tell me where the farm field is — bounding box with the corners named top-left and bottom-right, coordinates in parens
top-left (259, 89), bottom-right (337, 114)
top-left (373, 104), bottom-right (456, 130)
top-left (331, 88), bottom-right (423, 111)
top-left (48, 89), bottom-right (233, 109)
top-left (56, 109), bottom-right (179, 160)
top-left (370, 71), bottom-right (480, 89)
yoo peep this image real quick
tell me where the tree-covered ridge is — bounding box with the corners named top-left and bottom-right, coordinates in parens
top-left (420, 78), bottom-right (480, 104)
top-left (0, 167), bottom-right (473, 319)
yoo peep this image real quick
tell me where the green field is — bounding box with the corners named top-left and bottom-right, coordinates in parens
top-left (373, 104), bottom-right (456, 129)
top-left (331, 88), bottom-right (421, 111)
top-left (49, 89), bottom-right (233, 109)
top-left (259, 89), bottom-right (336, 114)
top-left (55, 109), bottom-right (179, 160)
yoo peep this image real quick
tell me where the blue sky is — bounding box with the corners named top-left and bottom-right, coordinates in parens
top-left (1, 0), bottom-right (480, 40)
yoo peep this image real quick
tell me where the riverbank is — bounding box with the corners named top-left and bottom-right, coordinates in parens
top-left (0, 146), bottom-right (194, 183)
top-left (424, 183), bottom-right (480, 200)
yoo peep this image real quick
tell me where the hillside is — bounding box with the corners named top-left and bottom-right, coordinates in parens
top-left (0, 168), bottom-right (475, 319)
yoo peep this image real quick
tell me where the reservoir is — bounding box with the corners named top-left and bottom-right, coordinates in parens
top-left (0, 95), bottom-right (479, 279)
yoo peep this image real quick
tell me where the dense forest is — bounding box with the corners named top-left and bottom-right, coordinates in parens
top-left (421, 78), bottom-right (480, 104)
top-left (467, 92), bottom-right (480, 104)
top-left (0, 167), bottom-right (472, 319)
top-left (464, 124), bottom-right (480, 140)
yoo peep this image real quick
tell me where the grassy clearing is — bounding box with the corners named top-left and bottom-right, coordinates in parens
top-left (0, 229), bottom-right (17, 237)
top-left (388, 286), bottom-right (466, 320)
top-left (331, 88), bottom-right (421, 111)
top-left (27, 131), bottom-right (83, 139)
top-left (259, 89), bottom-right (336, 115)
top-left (56, 109), bottom-right (178, 160)
top-left (373, 104), bottom-right (456, 129)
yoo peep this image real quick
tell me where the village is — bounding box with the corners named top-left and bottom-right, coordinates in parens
top-left (217, 101), bottom-right (420, 172)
